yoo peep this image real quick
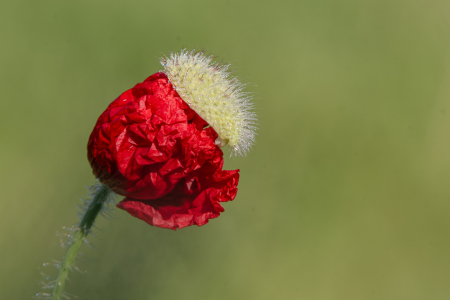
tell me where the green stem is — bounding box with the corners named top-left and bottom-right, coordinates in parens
top-left (50, 184), bottom-right (112, 300)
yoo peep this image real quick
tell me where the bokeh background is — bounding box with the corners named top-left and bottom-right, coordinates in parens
top-left (1, 0), bottom-right (450, 299)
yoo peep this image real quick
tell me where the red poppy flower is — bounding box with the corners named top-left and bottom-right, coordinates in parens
top-left (88, 72), bottom-right (240, 230)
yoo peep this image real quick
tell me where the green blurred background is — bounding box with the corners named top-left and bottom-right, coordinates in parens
top-left (1, 0), bottom-right (450, 299)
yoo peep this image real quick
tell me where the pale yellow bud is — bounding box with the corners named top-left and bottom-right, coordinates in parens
top-left (161, 49), bottom-right (256, 156)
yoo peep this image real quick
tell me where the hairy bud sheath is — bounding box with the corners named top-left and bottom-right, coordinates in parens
top-left (161, 49), bottom-right (257, 156)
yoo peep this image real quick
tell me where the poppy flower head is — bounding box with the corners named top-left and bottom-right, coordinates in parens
top-left (88, 51), bottom-right (255, 230)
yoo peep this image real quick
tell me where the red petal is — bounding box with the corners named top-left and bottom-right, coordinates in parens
top-left (88, 72), bottom-right (240, 229)
top-left (117, 180), bottom-right (223, 230)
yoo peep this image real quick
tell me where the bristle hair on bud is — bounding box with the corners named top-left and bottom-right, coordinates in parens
top-left (161, 49), bottom-right (257, 156)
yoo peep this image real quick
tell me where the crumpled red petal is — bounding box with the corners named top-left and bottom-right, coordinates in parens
top-left (117, 167), bottom-right (239, 229)
top-left (88, 72), bottom-right (240, 230)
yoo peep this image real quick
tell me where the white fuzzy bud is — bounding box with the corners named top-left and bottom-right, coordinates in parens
top-left (160, 49), bottom-right (257, 156)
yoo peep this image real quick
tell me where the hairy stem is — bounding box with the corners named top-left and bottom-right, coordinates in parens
top-left (50, 184), bottom-right (112, 300)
